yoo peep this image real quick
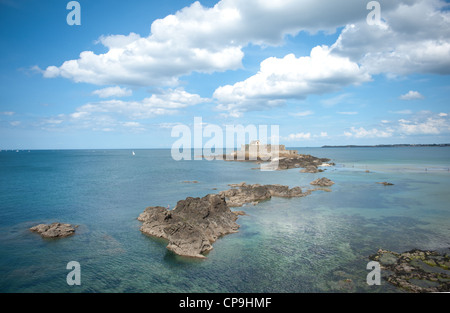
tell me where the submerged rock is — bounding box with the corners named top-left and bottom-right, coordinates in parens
top-left (310, 177), bottom-right (335, 187)
top-left (138, 194), bottom-right (239, 259)
top-left (369, 248), bottom-right (450, 292)
top-left (30, 223), bottom-right (76, 238)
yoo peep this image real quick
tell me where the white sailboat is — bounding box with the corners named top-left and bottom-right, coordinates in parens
top-left (132, 151), bottom-right (135, 156)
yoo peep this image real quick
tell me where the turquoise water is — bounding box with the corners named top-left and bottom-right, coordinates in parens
top-left (0, 147), bottom-right (449, 292)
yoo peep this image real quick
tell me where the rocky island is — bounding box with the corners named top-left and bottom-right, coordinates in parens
top-left (222, 140), bottom-right (334, 171)
top-left (138, 183), bottom-right (317, 258)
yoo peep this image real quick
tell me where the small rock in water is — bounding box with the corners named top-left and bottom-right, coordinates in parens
top-left (30, 223), bottom-right (76, 238)
top-left (310, 177), bottom-right (335, 187)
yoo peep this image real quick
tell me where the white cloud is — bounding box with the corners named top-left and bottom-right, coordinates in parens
top-left (397, 112), bottom-right (450, 135)
top-left (344, 111), bottom-right (450, 138)
top-left (399, 90), bottom-right (424, 100)
top-left (287, 131), bottom-right (329, 141)
top-left (344, 126), bottom-right (394, 138)
top-left (39, 89), bottom-right (207, 132)
top-left (331, 0), bottom-right (450, 76)
top-left (338, 111), bottom-right (358, 115)
top-left (290, 110), bottom-right (314, 117)
top-left (37, 0), bottom-right (449, 96)
top-left (390, 110), bottom-right (413, 114)
top-left (155, 122), bottom-right (184, 129)
top-left (77, 88), bottom-right (208, 120)
top-left (313, 132), bottom-right (328, 138)
top-left (439, 113), bottom-right (448, 117)
top-left (0, 111), bottom-right (14, 116)
top-left (321, 93), bottom-right (352, 107)
top-left (9, 121), bottom-right (20, 126)
top-left (40, 0), bottom-right (402, 87)
top-left (287, 132), bottom-right (311, 141)
top-left (214, 46), bottom-right (370, 115)
top-left (92, 86), bottom-right (132, 98)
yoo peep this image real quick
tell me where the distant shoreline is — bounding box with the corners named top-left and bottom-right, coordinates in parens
top-left (321, 144), bottom-right (450, 148)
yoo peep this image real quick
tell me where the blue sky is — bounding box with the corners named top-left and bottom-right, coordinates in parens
top-left (1, 0), bottom-right (449, 149)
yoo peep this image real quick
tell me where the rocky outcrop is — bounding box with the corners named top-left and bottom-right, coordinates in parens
top-left (30, 223), bottom-right (76, 238)
top-left (277, 154), bottom-right (333, 170)
top-left (219, 183), bottom-right (308, 207)
top-left (138, 194), bottom-right (240, 259)
top-left (223, 152), bottom-right (333, 171)
top-left (369, 248), bottom-right (450, 292)
top-left (138, 183), bottom-right (315, 258)
top-left (310, 177), bottom-right (335, 187)
top-left (300, 165), bottom-right (319, 173)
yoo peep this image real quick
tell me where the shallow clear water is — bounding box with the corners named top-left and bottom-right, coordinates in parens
top-left (0, 147), bottom-right (449, 292)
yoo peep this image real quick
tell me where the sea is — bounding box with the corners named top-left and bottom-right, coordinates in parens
top-left (0, 147), bottom-right (449, 293)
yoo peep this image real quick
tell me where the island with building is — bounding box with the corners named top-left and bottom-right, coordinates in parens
top-left (223, 140), bottom-right (334, 171)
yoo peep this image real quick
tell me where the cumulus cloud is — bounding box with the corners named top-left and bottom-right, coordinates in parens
top-left (399, 90), bottom-right (424, 100)
top-left (92, 86), bottom-right (132, 98)
top-left (39, 0), bottom-right (404, 87)
top-left (397, 111), bottom-right (450, 135)
top-left (214, 46), bottom-right (370, 115)
top-left (331, 0), bottom-right (450, 76)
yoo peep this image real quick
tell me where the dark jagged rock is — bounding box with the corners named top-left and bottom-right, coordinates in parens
top-left (30, 223), bottom-right (76, 238)
top-left (219, 183), bottom-right (308, 207)
top-left (369, 248), bottom-right (450, 292)
top-left (310, 177), bottom-right (335, 187)
top-left (138, 183), bottom-right (315, 258)
top-left (138, 194), bottom-right (239, 259)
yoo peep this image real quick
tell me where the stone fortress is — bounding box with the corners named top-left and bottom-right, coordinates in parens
top-left (231, 140), bottom-right (298, 160)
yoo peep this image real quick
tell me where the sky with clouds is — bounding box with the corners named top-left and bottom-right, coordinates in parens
top-left (1, 0), bottom-right (449, 149)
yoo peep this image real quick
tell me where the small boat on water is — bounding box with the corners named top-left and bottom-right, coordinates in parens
top-left (132, 151), bottom-right (135, 156)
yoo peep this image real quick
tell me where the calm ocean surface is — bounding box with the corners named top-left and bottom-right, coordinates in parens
top-left (0, 147), bottom-right (449, 292)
